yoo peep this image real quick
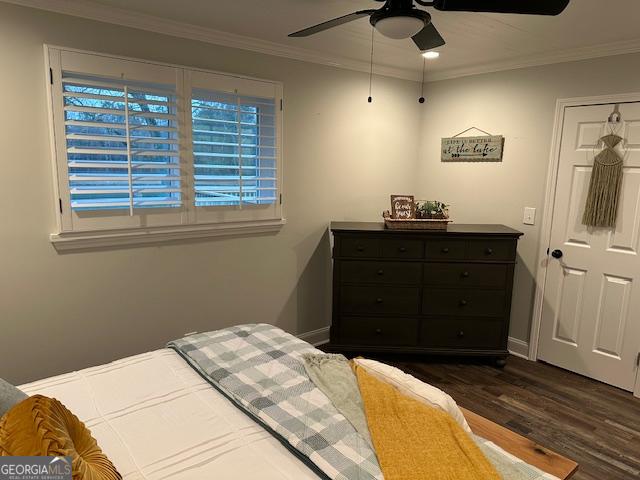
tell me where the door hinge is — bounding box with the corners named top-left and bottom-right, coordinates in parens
top-left (280, 99), bottom-right (283, 111)
top-left (58, 198), bottom-right (63, 214)
top-left (49, 67), bottom-right (53, 85)
top-left (279, 193), bottom-right (283, 205)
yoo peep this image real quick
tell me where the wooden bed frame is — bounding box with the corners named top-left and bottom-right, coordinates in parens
top-left (462, 407), bottom-right (578, 479)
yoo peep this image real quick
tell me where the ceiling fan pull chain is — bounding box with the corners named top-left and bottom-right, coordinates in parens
top-left (368, 27), bottom-right (375, 103)
top-left (419, 57), bottom-right (426, 104)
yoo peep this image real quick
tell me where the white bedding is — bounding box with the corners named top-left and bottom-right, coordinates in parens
top-left (20, 349), bottom-right (319, 480)
top-left (19, 347), bottom-right (559, 480)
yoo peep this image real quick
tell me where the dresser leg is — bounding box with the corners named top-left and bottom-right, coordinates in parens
top-left (494, 357), bottom-right (507, 368)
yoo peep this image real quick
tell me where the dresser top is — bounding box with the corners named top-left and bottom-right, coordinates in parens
top-left (330, 222), bottom-right (523, 237)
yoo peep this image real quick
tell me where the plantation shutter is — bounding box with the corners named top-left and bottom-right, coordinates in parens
top-left (62, 73), bottom-right (181, 212)
top-left (48, 47), bottom-right (283, 239)
top-left (191, 89), bottom-right (277, 207)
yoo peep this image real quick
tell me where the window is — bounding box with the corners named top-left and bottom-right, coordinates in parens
top-left (46, 47), bottom-right (284, 249)
top-left (191, 90), bottom-right (277, 208)
top-left (63, 74), bottom-right (181, 212)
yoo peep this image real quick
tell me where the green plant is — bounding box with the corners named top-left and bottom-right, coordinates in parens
top-left (416, 200), bottom-right (449, 219)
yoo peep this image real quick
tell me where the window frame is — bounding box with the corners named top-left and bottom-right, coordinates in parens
top-left (44, 45), bottom-right (285, 250)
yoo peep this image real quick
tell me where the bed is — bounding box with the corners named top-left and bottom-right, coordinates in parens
top-left (18, 326), bottom-right (577, 480)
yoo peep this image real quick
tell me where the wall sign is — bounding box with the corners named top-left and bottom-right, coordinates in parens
top-left (390, 195), bottom-right (415, 219)
top-left (441, 135), bottom-right (504, 162)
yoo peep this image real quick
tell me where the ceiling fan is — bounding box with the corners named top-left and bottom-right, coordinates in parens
top-left (289, 0), bottom-right (571, 52)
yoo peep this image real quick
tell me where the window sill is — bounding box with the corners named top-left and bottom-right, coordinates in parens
top-left (50, 219), bottom-right (286, 251)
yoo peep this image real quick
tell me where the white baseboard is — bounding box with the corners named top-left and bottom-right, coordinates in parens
top-left (297, 326), bottom-right (330, 347)
top-left (508, 337), bottom-right (530, 359)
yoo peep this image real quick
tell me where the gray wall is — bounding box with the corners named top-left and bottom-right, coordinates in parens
top-left (4, 2), bottom-right (640, 384)
top-left (418, 52), bottom-right (640, 342)
top-left (0, 3), bottom-right (421, 384)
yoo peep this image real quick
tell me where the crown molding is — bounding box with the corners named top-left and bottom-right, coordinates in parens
top-left (4, 0), bottom-right (640, 84)
top-left (427, 37), bottom-right (640, 82)
top-left (1, 0), bottom-right (419, 81)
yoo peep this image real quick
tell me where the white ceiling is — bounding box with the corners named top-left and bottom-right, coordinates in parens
top-left (13, 0), bottom-right (640, 80)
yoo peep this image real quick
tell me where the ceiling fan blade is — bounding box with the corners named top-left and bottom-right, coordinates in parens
top-left (433, 0), bottom-right (570, 15)
top-left (412, 23), bottom-right (446, 51)
top-left (289, 10), bottom-right (376, 37)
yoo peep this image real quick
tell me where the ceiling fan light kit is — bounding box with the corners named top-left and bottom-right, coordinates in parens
top-left (288, 0), bottom-right (570, 102)
top-left (372, 15), bottom-right (425, 39)
top-left (369, 6), bottom-right (430, 39)
top-left (289, 0), bottom-right (570, 50)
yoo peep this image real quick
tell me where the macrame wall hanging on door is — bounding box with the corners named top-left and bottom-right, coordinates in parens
top-left (582, 133), bottom-right (625, 228)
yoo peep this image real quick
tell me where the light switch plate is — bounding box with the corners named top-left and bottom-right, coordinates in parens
top-left (523, 207), bottom-right (536, 225)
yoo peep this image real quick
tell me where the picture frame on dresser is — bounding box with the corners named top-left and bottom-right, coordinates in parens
top-left (328, 222), bottom-right (524, 366)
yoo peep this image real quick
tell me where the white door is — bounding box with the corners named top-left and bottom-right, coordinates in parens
top-left (538, 102), bottom-right (640, 392)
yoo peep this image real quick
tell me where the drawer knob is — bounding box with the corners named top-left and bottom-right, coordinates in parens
top-left (461, 271), bottom-right (470, 278)
top-left (356, 245), bottom-right (365, 252)
top-left (377, 269), bottom-right (384, 276)
top-left (441, 247), bottom-right (450, 254)
top-left (485, 247), bottom-right (494, 255)
top-left (375, 328), bottom-right (382, 335)
top-left (457, 331), bottom-right (465, 338)
top-left (459, 299), bottom-right (468, 307)
top-left (376, 298), bottom-right (384, 304)
top-left (398, 246), bottom-right (407, 253)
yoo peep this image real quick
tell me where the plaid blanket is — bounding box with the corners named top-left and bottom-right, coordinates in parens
top-left (169, 324), bottom-right (560, 480)
top-left (168, 324), bottom-right (382, 480)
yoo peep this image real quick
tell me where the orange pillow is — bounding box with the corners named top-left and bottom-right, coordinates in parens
top-left (0, 395), bottom-right (121, 480)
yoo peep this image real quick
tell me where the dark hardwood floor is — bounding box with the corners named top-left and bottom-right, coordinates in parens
top-left (355, 353), bottom-right (639, 480)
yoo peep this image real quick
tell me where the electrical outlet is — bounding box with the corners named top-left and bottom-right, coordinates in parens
top-left (523, 207), bottom-right (536, 225)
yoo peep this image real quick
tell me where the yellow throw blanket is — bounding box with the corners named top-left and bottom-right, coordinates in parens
top-left (354, 364), bottom-right (501, 480)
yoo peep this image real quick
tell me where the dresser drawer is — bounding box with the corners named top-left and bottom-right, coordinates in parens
top-left (381, 239), bottom-right (424, 259)
top-left (340, 237), bottom-right (380, 258)
top-left (341, 261), bottom-right (422, 284)
top-left (339, 317), bottom-right (418, 346)
top-left (340, 286), bottom-right (420, 314)
top-left (425, 240), bottom-right (466, 260)
top-left (420, 319), bottom-right (504, 349)
top-left (466, 239), bottom-right (517, 261)
top-left (423, 289), bottom-right (506, 316)
top-left (423, 263), bottom-right (508, 288)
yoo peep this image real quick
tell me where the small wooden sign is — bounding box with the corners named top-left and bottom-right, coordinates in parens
top-left (390, 195), bottom-right (415, 219)
top-left (441, 135), bottom-right (504, 162)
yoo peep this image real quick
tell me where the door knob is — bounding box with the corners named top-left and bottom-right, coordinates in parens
top-left (398, 246), bottom-right (407, 253)
top-left (551, 249), bottom-right (563, 259)
top-left (459, 299), bottom-right (468, 307)
top-left (377, 269), bottom-right (384, 276)
top-left (376, 298), bottom-right (384, 304)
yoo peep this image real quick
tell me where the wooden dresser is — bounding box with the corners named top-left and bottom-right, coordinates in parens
top-left (329, 222), bottom-right (523, 365)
